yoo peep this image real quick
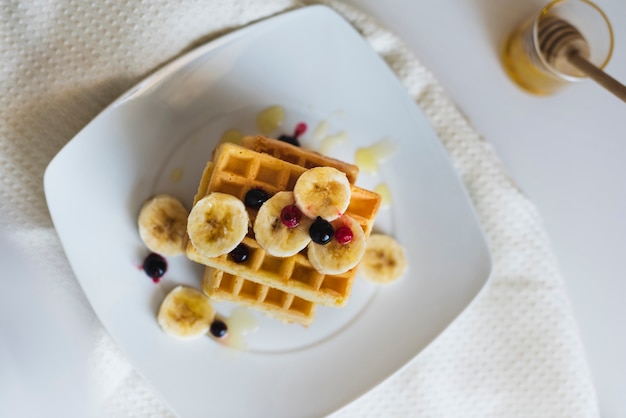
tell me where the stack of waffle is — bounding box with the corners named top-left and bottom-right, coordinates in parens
top-left (186, 136), bottom-right (381, 326)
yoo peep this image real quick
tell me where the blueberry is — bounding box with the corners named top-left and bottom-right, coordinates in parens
top-left (142, 253), bottom-right (167, 281)
top-left (244, 189), bottom-right (269, 209)
top-left (278, 134), bottom-right (300, 147)
top-left (309, 217), bottom-right (334, 245)
top-left (210, 319), bottom-right (228, 338)
top-left (229, 243), bottom-right (249, 263)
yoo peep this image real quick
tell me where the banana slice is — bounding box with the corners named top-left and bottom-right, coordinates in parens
top-left (293, 167), bottom-right (351, 222)
top-left (157, 286), bottom-right (216, 339)
top-left (138, 194), bottom-right (188, 256)
top-left (307, 215), bottom-right (366, 275)
top-left (253, 191), bottom-right (313, 257)
top-left (187, 192), bottom-right (249, 258)
top-left (359, 234), bottom-right (407, 284)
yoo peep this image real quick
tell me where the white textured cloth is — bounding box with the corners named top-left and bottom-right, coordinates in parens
top-left (0, 1), bottom-right (599, 417)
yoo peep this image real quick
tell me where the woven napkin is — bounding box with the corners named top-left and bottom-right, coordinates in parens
top-left (0, 0), bottom-right (599, 416)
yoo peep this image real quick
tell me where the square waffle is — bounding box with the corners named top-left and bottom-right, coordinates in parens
top-left (186, 139), bottom-right (381, 308)
top-left (193, 138), bottom-right (361, 325)
top-left (241, 135), bottom-right (359, 184)
top-left (193, 158), bottom-right (315, 325)
top-left (202, 267), bottom-right (317, 326)
top-left (193, 152), bottom-right (319, 325)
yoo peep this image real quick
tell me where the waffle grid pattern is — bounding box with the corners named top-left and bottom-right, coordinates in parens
top-left (186, 142), bottom-right (381, 306)
top-left (242, 135), bottom-right (359, 184)
top-left (202, 267), bottom-right (317, 325)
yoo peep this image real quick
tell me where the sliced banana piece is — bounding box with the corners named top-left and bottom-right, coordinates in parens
top-left (254, 191), bottom-right (313, 257)
top-left (307, 215), bottom-right (366, 275)
top-left (293, 166), bottom-right (351, 222)
top-left (138, 194), bottom-right (188, 256)
top-left (157, 286), bottom-right (216, 339)
top-left (187, 192), bottom-right (249, 258)
top-left (359, 234), bottom-right (407, 284)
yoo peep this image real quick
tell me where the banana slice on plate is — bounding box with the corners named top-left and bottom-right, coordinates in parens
top-left (157, 286), bottom-right (216, 339)
top-left (307, 214), bottom-right (366, 275)
top-left (359, 234), bottom-right (407, 284)
top-left (138, 194), bottom-right (188, 256)
top-left (254, 191), bottom-right (313, 257)
top-left (187, 192), bottom-right (249, 258)
top-left (293, 167), bottom-right (351, 221)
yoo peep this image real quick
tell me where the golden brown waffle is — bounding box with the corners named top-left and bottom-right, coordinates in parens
top-left (186, 142), bottom-right (381, 307)
top-left (191, 161), bottom-right (316, 325)
top-left (192, 155), bottom-right (317, 325)
top-left (241, 135), bottom-right (359, 184)
top-left (202, 267), bottom-right (317, 326)
top-left (192, 161), bottom-right (214, 206)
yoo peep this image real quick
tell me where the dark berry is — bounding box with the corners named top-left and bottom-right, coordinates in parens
top-left (279, 122), bottom-right (307, 146)
top-left (280, 205), bottom-right (302, 228)
top-left (309, 217), bottom-right (334, 245)
top-left (278, 134), bottom-right (300, 147)
top-left (334, 226), bottom-right (353, 244)
top-left (142, 253), bottom-right (167, 281)
top-left (229, 243), bottom-right (249, 263)
top-left (210, 319), bottom-right (228, 338)
top-left (244, 189), bottom-right (269, 209)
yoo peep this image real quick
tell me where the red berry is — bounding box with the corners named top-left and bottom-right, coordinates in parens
top-left (294, 122), bottom-right (307, 138)
top-left (280, 205), bottom-right (302, 228)
top-left (335, 226), bottom-right (353, 244)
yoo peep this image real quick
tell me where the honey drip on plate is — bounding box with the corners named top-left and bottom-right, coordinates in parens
top-left (256, 105), bottom-right (285, 134)
top-left (220, 129), bottom-right (244, 145)
top-left (318, 131), bottom-right (348, 156)
top-left (170, 168), bottom-right (184, 182)
top-left (312, 120), bottom-right (329, 141)
top-left (354, 138), bottom-right (398, 175)
top-left (374, 183), bottom-right (392, 207)
top-left (224, 307), bottom-right (259, 350)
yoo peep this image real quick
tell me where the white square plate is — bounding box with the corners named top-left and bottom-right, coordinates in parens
top-left (45, 6), bottom-right (491, 417)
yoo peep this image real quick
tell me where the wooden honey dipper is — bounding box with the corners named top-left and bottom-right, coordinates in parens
top-left (538, 15), bottom-right (626, 102)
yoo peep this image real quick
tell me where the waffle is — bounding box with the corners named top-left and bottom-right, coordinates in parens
top-left (202, 267), bottom-right (317, 326)
top-left (193, 148), bottom-right (318, 325)
top-left (241, 135), bottom-right (359, 184)
top-left (192, 161), bottom-right (214, 206)
top-left (191, 160), bottom-right (316, 324)
top-left (186, 142), bottom-right (381, 307)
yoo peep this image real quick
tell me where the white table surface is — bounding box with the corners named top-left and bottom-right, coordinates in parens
top-left (341, 0), bottom-right (625, 416)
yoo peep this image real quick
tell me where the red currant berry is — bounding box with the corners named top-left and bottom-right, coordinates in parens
top-left (334, 226), bottom-right (353, 244)
top-left (294, 122), bottom-right (307, 138)
top-left (280, 205), bottom-right (302, 228)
